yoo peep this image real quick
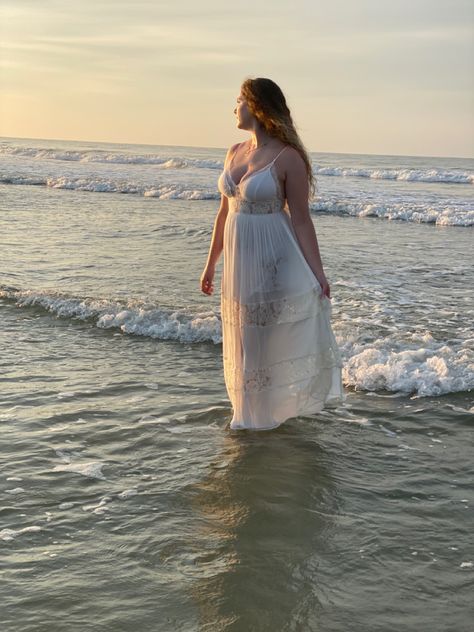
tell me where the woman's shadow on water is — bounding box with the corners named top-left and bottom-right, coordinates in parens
top-left (183, 414), bottom-right (340, 632)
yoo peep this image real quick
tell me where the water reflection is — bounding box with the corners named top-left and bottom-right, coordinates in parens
top-left (185, 422), bottom-right (339, 631)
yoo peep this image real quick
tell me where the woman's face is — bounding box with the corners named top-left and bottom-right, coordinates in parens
top-left (234, 93), bottom-right (254, 129)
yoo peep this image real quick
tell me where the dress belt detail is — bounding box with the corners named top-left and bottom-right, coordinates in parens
top-left (232, 198), bottom-right (284, 215)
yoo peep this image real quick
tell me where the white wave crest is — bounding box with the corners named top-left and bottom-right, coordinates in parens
top-left (311, 197), bottom-right (474, 226)
top-left (0, 143), bottom-right (222, 169)
top-left (314, 165), bottom-right (474, 185)
top-left (342, 338), bottom-right (474, 397)
top-left (0, 287), bottom-right (222, 343)
top-left (2, 173), bottom-right (471, 225)
top-left (2, 285), bottom-right (473, 397)
top-left (0, 174), bottom-right (220, 200)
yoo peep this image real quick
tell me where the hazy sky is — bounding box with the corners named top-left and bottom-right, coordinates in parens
top-left (1, 0), bottom-right (473, 157)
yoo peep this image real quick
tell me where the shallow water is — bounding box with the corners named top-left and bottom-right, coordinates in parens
top-left (1, 138), bottom-right (473, 631)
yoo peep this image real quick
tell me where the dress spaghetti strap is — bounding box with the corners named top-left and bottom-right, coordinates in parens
top-left (270, 146), bottom-right (288, 164)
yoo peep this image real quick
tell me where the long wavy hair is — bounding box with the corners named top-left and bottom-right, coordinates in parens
top-left (240, 77), bottom-right (317, 198)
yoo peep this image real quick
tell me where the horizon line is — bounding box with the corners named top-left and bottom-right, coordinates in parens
top-left (1, 134), bottom-right (473, 161)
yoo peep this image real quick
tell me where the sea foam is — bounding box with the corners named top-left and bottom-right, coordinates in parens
top-left (314, 165), bottom-right (473, 185)
top-left (1, 285), bottom-right (473, 397)
top-left (0, 286), bottom-right (222, 344)
top-left (1, 143), bottom-right (472, 184)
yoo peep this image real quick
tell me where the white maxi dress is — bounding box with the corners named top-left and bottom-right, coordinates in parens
top-left (217, 146), bottom-right (345, 430)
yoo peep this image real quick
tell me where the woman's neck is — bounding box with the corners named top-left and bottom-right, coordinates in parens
top-left (248, 127), bottom-right (274, 148)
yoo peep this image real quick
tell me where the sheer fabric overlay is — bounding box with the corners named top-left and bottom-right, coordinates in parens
top-left (217, 147), bottom-right (345, 430)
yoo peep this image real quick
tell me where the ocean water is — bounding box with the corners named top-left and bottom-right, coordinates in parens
top-left (1, 136), bottom-right (473, 632)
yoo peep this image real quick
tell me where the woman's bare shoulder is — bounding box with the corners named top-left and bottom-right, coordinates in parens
top-left (282, 145), bottom-right (306, 170)
top-left (228, 141), bottom-right (244, 156)
top-left (282, 144), bottom-right (302, 160)
top-left (223, 142), bottom-right (244, 169)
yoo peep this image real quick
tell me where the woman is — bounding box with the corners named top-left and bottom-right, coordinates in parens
top-left (200, 77), bottom-right (344, 430)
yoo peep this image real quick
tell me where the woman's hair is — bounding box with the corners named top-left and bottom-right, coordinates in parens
top-left (240, 77), bottom-right (317, 198)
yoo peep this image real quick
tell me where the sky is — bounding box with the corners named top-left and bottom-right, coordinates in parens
top-left (1, 0), bottom-right (473, 157)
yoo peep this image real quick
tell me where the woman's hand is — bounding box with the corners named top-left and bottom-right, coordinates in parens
top-left (200, 265), bottom-right (215, 296)
top-left (316, 272), bottom-right (331, 299)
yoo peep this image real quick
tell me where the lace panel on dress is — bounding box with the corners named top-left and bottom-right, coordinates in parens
top-left (223, 351), bottom-right (341, 394)
top-left (221, 289), bottom-right (323, 327)
top-left (236, 198), bottom-right (284, 215)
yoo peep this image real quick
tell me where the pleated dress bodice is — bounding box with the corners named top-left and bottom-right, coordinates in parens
top-left (217, 146), bottom-right (287, 215)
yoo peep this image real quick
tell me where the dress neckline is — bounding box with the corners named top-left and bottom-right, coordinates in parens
top-left (226, 146), bottom-right (288, 188)
top-left (226, 162), bottom-right (273, 188)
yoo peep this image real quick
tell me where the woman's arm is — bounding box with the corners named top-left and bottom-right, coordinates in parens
top-left (204, 142), bottom-right (241, 268)
top-left (200, 143), bottom-right (239, 295)
top-left (204, 193), bottom-right (229, 270)
top-left (285, 149), bottom-right (330, 297)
